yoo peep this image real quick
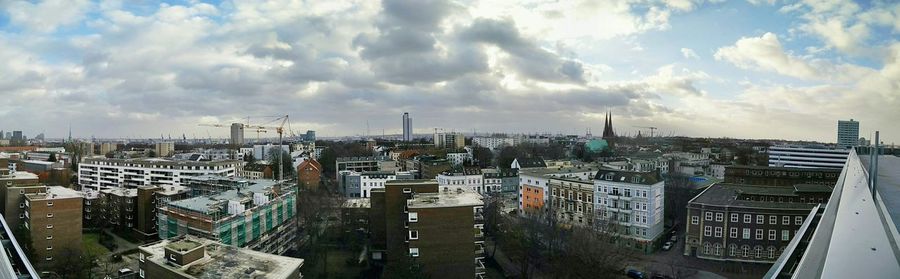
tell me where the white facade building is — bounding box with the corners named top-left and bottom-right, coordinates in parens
top-left (837, 119), bottom-right (859, 149)
top-left (78, 158), bottom-right (243, 190)
top-left (359, 171), bottom-right (413, 198)
top-left (437, 168), bottom-right (486, 194)
top-left (768, 145), bottom-right (850, 169)
top-left (472, 137), bottom-right (520, 150)
top-left (446, 152), bottom-right (472, 167)
top-left (594, 169), bottom-right (665, 243)
top-left (253, 144), bottom-right (290, 160)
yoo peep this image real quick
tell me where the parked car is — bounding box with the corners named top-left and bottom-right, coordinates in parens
top-left (661, 241), bottom-right (673, 251)
top-left (670, 235), bottom-right (678, 243)
top-left (626, 269), bottom-right (645, 279)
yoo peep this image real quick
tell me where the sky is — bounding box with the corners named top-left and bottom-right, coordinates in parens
top-left (0, 0), bottom-right (898, 143)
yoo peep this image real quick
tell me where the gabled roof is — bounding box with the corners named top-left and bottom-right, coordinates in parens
top-left (297, 159), bottom-right (322, 172)
top-left (244, 163), bottom-right (271, 172)
top-left (594, 168), bottom-right (661, 185)
top-left (514, 157), bottom-right (547, 168)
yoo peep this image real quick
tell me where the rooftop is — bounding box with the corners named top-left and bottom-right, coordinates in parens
top-left (336, 156), bottom-right (390, 162)
top-left (689, 183), bottom-right (824, 210)
top-left (0, 171), bottom-right (39, 180)
top-left (82, 157), bottom-right (242, 166)
top-left (342, 198), bottom-right (371, 209)
top-left (26, 186), bottom-right (83, 200)
top-left (101, 187), bottom-right (138, 197)
top-left (167, 178), bottom-right (287, 214)
top-left (407, 190), bottom-right (483, 209)
top-left (594, 168), bottom-right (663, 185)
top-left (139, 236), bottom-right (303, 279)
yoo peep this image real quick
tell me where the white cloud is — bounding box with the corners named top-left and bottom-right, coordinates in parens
top-left (715, 32), bottom-right (820, 79)
top-left (680, 48), bottom-right (699, 59)
top-left (4, 0), bottom-right (92, 32)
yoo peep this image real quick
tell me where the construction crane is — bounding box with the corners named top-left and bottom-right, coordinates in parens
top-left (198, 123), bottom-right (268, 143)
top-left (200, 115), bottom-right (293, 182)
top-left (633, 126), bottom-right (658, 137)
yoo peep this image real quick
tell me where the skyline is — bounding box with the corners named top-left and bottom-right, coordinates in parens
top-left (1, 0), bottom-right (898, 142)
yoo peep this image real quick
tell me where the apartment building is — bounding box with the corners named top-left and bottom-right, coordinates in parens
top-left (82, 190), bottom-right (101, 229)
top-left (338, 170), bottom-right (415, 198)
top-left (23, 186), bottom-right (83, 269)
top-left (138, 236), bottom-right (303, 279)
top-left (594, 169), bottom-right (666, 252)
top-left (436, 167), bottom-right (486, 194)
top-left (369, 180), bottom-right (484, 279)
top-left (296, 159), bottom-right (322, 191)
top-left (99, 187), bottom-right (138, 232)
top-left (433, 131), bottom-right (465, 149)
top-left (78, 158), bottom-right (243, 190)
top-left (472, 136), bottom-right (520, 151)
top-left (548, 174), bottom-right (595, 227)
top-left (724, 165), bottom-right (841, 187)
top-left (157, 179), bottom-right (297, 255)
top-left (136, 185), bottom-right (191, 240)
top-left (684, 183), bottom-right (830, 263)
top-left (518, 165), bottom-right (597, 215)
top-left (446, 151), bottom-right (472, 167)
top-left (154, 142), bottom-right (174, 157)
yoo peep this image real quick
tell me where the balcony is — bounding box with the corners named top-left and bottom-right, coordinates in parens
top-left (474, 228), bottom-right (484, 241)
top-left (475, 259), bottom-right (486, 273)
top-left (474, 213), bottom-right (484, 223)
top-left (475, 244), bottom-right (485, 255)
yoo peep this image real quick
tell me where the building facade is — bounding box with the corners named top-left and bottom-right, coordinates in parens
top-left (78, 158), bottom-right (243, 190)
top-left (335, 156), bottom-right (392, 179)
top-left (433, 131), bottom-right (465, 149)
top-left (230, 123), bottom-right (245, 146)
top-left (684, 183), bottom-right (830, 263)
top-left (24, 186), bottom-right (83, 269)
top-left (724, 165), bottom-right (841, 187)
top-left (296, 159), bottom-right (322, 191)
top-left (138, 236), bottom-right (303, 279)
top-left (402, 112), bottom-right (412, 141)
top-left (594, 169), bottom-right (666, 252)
top-left (836, 119), bottom-right (859, 149)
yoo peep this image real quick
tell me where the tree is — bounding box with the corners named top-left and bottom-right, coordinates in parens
top-left (472, 146), bottom-right (493, 168)
top-left (244, 152), bottom-right (257, 165)
top-left (146, 149), bottom-right (157, 158)
top-left (13, 225), bottom-right (34, 262)
top-left (47, 153), bottom-right (58, 162)
top-left (384, 255), bottom-right (430, 279)
top-left (268, 150), bottom-right (295, 179)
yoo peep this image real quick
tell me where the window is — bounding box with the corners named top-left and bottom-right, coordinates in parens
top-left (783, 216), bottom-right (790, 225)
top-left (46, 213), bottom-right (53, 218)
top-left (715, 213), bottom-right (724, 222)
top-left (691, 216), bottom-right (699, 225)
top-left (730, 228), bottom-right (738, 238)
top-left (704, 226), bottom-right (712, 236)
top-left (408, 212), bottom-right (418, 223)
top-left (46, 257), bottom-right (53, 261)
top-left (757, 215), bottom-right (764, 224)
top-left (139, 253), bottom-right (145, 262)
top-left (729, 244), bottom-right (737, 256)
top-left (795, 216), bottom-right (803, 225)
top-left (770, 216), bottom-right (777, 224)
top-left (705, 212), bottom-right (713, 221)
top-left (46, 236), bottom-right (52, 240)
top-left (755, 246), bottom-right (763, 258)
top-left (46, 246), bottom-right (52, 251)
top-left (140, 268), bottom-right (145, 278)
top-left (782, 230), bottom-right (790, 241)
top-left (46, 202), bottom-right (53, 207)
top-left (409, 248), bottom-right (420, 257)
top-left (731, 213), bottom-right (738, 222)
top-left (756, 229), bottom-right (763, 240)
top-left (769, 230), bottom-right (776, 240)
top-left (744, 214), bottom-right (751, 223)
top-left (742, 246), bottom-right (750, 257)
top-left (714, 227), bottom-right (723, 238)
top-left (408, 230), bottom-right (419, 240)
top-left (46, 224), bottom-right (53, 229)
top-left (704, 242), bottom-right (710, 254)
top-left (768, 246), bottom-right (777, 259)
top-left (714, 243), bottom-right (722, 256)
top-left (743, 228), bottom-right (750, 239)
top-left (18, 203), bottom-right (24, 208)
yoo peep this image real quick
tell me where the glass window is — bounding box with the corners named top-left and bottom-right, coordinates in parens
top-left (770, 216), bottom-right (777, 224)
top-left (691, 216), bottom-right (699, 225)
top-left (704, 226), bottom-right (712, 236)
top-left (783, 216), bottom-right (790, 225)
top-left (782, 230), bottom-right (790, 241)
top-left (757, 215), bottom-right (764, 224)
top-left (769, 230), bottom-right (776, 240)
top-left (744, 214), bottom-right (751, 223)
top-left (715, 213), bottom-right (724, 222)
top-left (730, 228), bottom-right (738, 238)
top-left (795, 216), bottom-right (803, 225)
top-left (715, 227), bottom-right (723, 237)
top-left (705, 212), bottom-right (713, 221)
top-left (756, 229), bottom-right (763, 240)
top-left (743, 228), bottom-right (750, 239)
top-left (731, 213), bottom-right (738, 222)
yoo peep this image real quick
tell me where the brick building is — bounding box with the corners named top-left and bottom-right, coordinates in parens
top-left (684, 183), bottom-right (831, 263)
top-left (296, 159), bottom-right (322, 191)
top-left (99, 187), bottom-right (137, 232)
top-left (23, 186), bottom-right (83, 269)
top-left (369, 180), bottom-right (484, 279)
top-left (135, 185), bottom-right (190, 240)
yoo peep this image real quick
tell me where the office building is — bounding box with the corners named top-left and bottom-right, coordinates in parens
top-left (78, 157), bottom-right (243, 190)
top-left (0, 214), bottom-right (39, 278)
top-left (138, 235), bottom-right (303, 279)
top-left (334, 156), bottom-right (392, 179)
top-left (836, 119), bottom-right (859, 149)
top-left (154, 142), bottom-right (175, 157)
top-left (433, 131), bottom-right (465, 149)
top-left (767, 145), bottom-right (850, 169)
top-left (230, 123), bottom-right (245, 146)
top-left (595, 169), bottom-right (666, 252)
top-left (304, 130), bottom-right (316, 142)
top-left (158, 178), bottom-right (297, 255)
top-left (724, 165), bottom-right (841, 187)
top-left (684, 183), bottom-right (830, 263)
top-left (403, 112), bottom-right (412, 141)
top-left (136, 185), bottom-right (191, 239)
top-left (764, 150), bottom-right (900, 278)
top-left (369, 180), bottom-right (484, 278)
top-left (23, 186), bottom-right (83, 269)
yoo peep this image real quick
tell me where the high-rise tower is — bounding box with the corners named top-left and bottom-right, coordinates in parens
top-left (402, 113), bottom-right (412, 141)
top-left (837, 119), bottom-right (859, 149)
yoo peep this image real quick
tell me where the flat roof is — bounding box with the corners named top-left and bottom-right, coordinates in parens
top-left (862, 155), bottom-right (900, 234)
top-left (0, 171), bottom-right (39, 180)
top-left (100, 187), bottom-right (137, 197)
top-left (167, 178), bottom-right (286, 213)
top-left (139, 236), bottom-right (303, 279)
top-left (689, 183), bottom-right (822, 210)
top-left (342, 198), bottom-right (371, 209)
top-left (26, 186), bottom-right (83, 200)
top-left (407, 190), bottom-right (483, 209)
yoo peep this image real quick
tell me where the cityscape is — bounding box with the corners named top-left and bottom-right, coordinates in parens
top-left (1, 1), bottom-right (899, 279)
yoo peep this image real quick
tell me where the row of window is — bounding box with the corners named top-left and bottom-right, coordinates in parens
top-left (694, 212), bottom-right (804, 226)
top-left (703, 226), bottom-right (792, 241)
top-left (702, 242), bottom-right (784, 259)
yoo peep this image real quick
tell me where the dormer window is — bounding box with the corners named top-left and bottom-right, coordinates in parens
top-left (605, 173), bottom-right (613, 181)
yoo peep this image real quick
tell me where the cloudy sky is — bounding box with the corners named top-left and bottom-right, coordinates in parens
top-left (0, 0), bottom-right (897, 143)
